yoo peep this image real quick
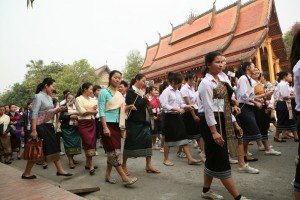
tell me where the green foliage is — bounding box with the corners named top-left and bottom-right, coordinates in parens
top-left (283, 22), bottom-right (300, 57)
top-left (0, 59), bottom-right (99, 107)
top-left (122, 50), bottom-right (144, 82)
top-left (0, 83), bottom-right (31, 107)
top-left (53, 59), bottom-right (99, 100)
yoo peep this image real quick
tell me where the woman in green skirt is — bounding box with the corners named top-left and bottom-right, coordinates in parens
top-left (60, 93), bottom-right (82, 169)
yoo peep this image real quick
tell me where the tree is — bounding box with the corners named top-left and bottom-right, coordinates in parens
top-left (52, 59), bottom-right (99, 100)
top-left (283, 22), bottom-right (300, 57)
top-left (23, 60), bottom-right (64, 96)
top-left (0, 83), bottom-right (31, 107)
top-left (122, 50), bottom-right (144, 82)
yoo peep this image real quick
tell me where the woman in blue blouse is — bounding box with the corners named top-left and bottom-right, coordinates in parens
top-left (98, 70), bottom-right (137, 186)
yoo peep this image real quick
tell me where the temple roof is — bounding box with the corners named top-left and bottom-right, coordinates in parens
top-left (141, 0), bottom-right (288, 80)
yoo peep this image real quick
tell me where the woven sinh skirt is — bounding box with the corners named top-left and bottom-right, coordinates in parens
top-left (254, 105), bottom-right (270, 141)
top-left (78, 119), bottom-right (96, 156)
top-left (237, 104), bottom-right (262, 141)
top-left (123, 121), bottom-right (152, 158)
top-left (200, 113), bottom-right (231, 180)
top-left (61, 126), bottom-right (82, 155)
top-left (37, 123), bottom-right (60, 162)
top-left (164, 113), bottom-right (188, 147)
top-left (182, 110), bottom-right (201, 139)
top-left (100, 122), bottom-right (121, 153)
top-left (276, 101), bottom-right (297, 132)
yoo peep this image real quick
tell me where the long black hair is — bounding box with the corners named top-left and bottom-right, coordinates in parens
top-left (276, 71), bottom-right (288, 82)
top-left (108, 70), bottom-right (122, 87)
top-left (130, 73), bottom-right (146, 88)
top-left (76, 82), bottom-right (93, 98)
top-left (290, 30), bottom-right (300, 72)
top-left (35, 78), bottom-right (55, 94)
top-left (203, 51), bottom-right (223, 77)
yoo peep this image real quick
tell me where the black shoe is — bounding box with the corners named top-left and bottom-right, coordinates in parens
top-left (89, 169), bottom-right (95, 176)
top-left (21, 174), bottom-right (37, 179)
top-left (56, 172), bottom-right (73, 176)
top-left (85, 165), bottom-right (98, 170)
top-left (244, 156), bottom-right (258, 162)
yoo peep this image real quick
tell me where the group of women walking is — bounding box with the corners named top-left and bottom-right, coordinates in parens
top-left (11, 30), bottom-right (300, 200)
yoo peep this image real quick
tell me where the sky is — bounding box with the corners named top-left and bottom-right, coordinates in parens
top-left (0, 0), bottom-right (299, 93)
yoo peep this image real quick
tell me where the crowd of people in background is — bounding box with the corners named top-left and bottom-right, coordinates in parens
top-left (0, 30), bottom-right (299, 200)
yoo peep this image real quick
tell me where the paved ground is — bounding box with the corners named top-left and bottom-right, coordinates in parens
top-left (9, 130), bottom-right (297, 200)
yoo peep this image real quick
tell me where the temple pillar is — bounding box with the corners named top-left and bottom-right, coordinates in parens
top-left (275, 59), bottom-right (280, 74)
top-left (256, 48), bottom-right (262, 72)
top-left (266, 38), bottom-right (275, 83)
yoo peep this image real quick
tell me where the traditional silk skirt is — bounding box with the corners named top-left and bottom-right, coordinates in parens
top-left (123, 121), bottom-right (152, 157)
top-left (101, 122), bottom-right (122, 167)
top-left (164, 113), bottom-right (188, 147)
top-left (254, 105), bottom-right (271, 141)
top-left (276, 101), bottom-right (297, 132)
top-left (199, 113), bottom-right (231, 180)
top-left (182, 110), bottom-right (201, 139)
top-left (237, 104), bottom-right (262, 141)
top-left (101, 123), bottom-right (121, 153)
top-left (61, 126), bottom-right (82, 155)
top-left (78, 119), bottom-right (96, 157)
top-left (37, 123), bottom-right (60, 162)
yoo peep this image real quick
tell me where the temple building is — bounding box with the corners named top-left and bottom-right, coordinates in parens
top-left (95, 65), bottom-right (111, 87)
top-left (141, 0), bottom-right (288, 84)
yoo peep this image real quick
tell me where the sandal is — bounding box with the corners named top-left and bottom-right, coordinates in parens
top-left (274, 137), bottom-right (286, 142)
top-left (123, 177), bottom-right (137, 186)
top-left (105, 177), bottom-right (117, 184)
top-left (85, 165), bottom-right (98, 170)
top-left (145, 168), bottom-right (160, 174)
top-left (163, 160), bottom-right (174, 166)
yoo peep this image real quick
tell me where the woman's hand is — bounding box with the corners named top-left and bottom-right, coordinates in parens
top-left (255, 101), bottom-right (262, 109)
top-left (128, 105), bottom-right (137, 110)
top-left (212, 132), bottom-right (224, 147)
top-left (177, 108), bottom-right (185, 114)
top-left (193, 115), bottom-right (200, 122)
top-left (233, 105), bottom-right (241, 115)
top-left (31, 129), bottom-right (37, 139)
top-left (92, 105), bottom-right (97, 110)
top-left (103, 126), bottom-right (110, 137)
top-left (235, 125), bottom-right (243, 138)
top-left (70, 115), bottom-right (78, 119)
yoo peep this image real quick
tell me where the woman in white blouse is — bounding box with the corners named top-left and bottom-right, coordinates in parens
top-left (274, 71), bottom-right (298, 142)
top-left (236, 62), bottom-right (263, 162)
top-left (180, 71), bottom-right (205, 160)
top-left (75, 82), bottom-right (98, 175)
top-left (159, 72), bottom-right (201, 166)
top-left (199, 51), bottom-right (248, 200)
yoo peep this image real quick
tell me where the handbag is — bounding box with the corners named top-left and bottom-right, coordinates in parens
top-left (22, 138), bottom-right (44, 162)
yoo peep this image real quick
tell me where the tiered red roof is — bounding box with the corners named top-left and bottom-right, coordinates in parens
top-left (141, 0), bottom-right (288, 80)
